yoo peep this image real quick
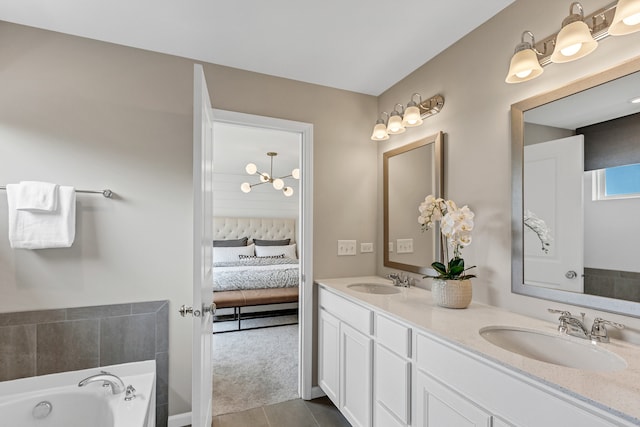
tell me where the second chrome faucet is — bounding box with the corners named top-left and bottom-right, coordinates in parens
top-left (548, 308), bottom-right (624, 343)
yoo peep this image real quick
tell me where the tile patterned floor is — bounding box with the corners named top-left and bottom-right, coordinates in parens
top-left (212, 397), bottom-right (351, 427)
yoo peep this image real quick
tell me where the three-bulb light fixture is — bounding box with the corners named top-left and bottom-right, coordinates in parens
top-left (240, 152), bottom-right (300, 197)
top-left (371, 93), bottom-right (444, 141)
top-left (506, 0), bottom-right (640, 84)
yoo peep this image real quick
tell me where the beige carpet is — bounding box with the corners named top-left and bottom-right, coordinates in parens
top-left (212, 318), bottom-right (299, 416)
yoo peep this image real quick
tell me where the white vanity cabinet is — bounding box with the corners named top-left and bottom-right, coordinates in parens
top-left (317, 282), bottom-right (637, 427)
top-left (374, 314), bottom-right (412, 427)
top-left (318, 287), bottom-right (373, 427)
top-left (414, 332), bottom-right (631, 427)
top-left (414, 370), bottom-right (492, 426)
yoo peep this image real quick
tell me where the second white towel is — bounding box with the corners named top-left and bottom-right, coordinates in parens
top-left (15, 181), bottom-right (59, 211)
top-left (7, 184), bottom-right (76, 249)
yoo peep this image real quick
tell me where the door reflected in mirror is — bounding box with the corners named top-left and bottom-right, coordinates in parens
top-left (384, 132), bottom-right (443, 274)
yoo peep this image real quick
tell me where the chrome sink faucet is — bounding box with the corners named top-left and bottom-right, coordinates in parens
top-left (548, 309), bottom-right (624, 343)
top-left (78, 371), bottom-right (126, 394)
top-left (387, 272), bottom-right (413, 287)
top-left (590, 317), bottom-right (625, 343)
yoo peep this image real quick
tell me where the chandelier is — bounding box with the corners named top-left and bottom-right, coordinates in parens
top-left (240, 152), bottom-right (300, 197)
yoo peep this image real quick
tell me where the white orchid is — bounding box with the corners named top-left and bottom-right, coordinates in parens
top-left (418, 195), bottom-right (476, 280)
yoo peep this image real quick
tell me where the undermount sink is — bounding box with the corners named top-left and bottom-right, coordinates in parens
top-left (347, 283), bottom-right (401, 295)
top-left (479, 326), bottom-right (627, 372)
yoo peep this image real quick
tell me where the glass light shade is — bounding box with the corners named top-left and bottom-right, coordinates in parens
top-left (550, 21), bottom-right (598, 63)
top-left (402, 105), bottom-right (423, 127)
top-left (609, 0), bottom-right (640, 35)
top-left (292, 168), bottom-right (300, 179)
top-left (259, 173), bottom-right (270, 183)
top-left (283, 187), bottom-right (294, 197)
top-left (505, 48), bottom-right (544, 83)
top-left (371, 123), bottom-right (389, 141)
top-left (273, 178), bottom-right (285, 190)
top-left (245, 163), bottom-right (257, 175)
top-left (387, 114), bottom-right (406, 134)
top-left (240, 182), bottom-right (252, 193)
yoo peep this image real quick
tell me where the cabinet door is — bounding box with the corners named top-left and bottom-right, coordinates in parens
top-left (415, 370), bottom-right (491, 427)
top-left (318, 309), bottom-right (340, 406)
top-left (341, 322), bottom-right (373, 427)
top-left (375, 344), bottom-right (410, 425)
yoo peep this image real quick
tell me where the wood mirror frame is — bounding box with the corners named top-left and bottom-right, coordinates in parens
top-left (384, 132), bottom-right (443, 275)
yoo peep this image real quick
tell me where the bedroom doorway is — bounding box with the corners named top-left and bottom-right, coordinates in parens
top-left (209, 109), bottom-right (314, 415)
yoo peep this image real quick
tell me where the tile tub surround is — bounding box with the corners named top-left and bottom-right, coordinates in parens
top-left (0, 300), bottom-right (169, 427)
top-left (585, 268), bottom-right (640, 303)
top-left (316, 277), bottom-right (640, 424)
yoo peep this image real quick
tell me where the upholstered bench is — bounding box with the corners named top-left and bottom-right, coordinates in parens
top-left (213, 288), bottom-right (298, 332)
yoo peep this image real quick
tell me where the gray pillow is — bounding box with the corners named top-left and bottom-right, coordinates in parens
top-left (253, 238), bottom-right (291, 246)
top-left (213, 237), bottom-right (248, 247)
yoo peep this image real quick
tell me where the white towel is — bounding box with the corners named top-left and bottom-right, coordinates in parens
top-left (6, 184), bottom-right (76, 249)
top-left (15, 181), bottom-right (59, 212)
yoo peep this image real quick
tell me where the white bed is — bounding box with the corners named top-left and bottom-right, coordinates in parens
top-left (212, 217), bottom-right (299, 292)
top-left (211, 217), bottom-right (300, 331)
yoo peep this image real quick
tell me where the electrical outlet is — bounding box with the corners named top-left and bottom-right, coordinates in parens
top-left (389, 242), bottom-right (394, 252)
top-left (360, 242), bottom-right (373, 253)
top-left (337, 240), bottom-right (357, 256)
top-left (396, 238), bottom-right (414, 254)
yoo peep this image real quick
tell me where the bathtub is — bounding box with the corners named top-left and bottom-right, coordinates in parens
top-left (0, 360), bottom-right (156, 427)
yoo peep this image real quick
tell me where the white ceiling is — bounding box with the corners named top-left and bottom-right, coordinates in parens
top-left (0, 0), bottom-right (515, 95)
top-left (213, 123), bottom-right (300, 176)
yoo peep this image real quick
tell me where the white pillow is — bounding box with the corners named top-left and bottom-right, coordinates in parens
top-left (255, 243), bottom-right (297, 259)
top-left (213, 244), bottom-right (255, 262)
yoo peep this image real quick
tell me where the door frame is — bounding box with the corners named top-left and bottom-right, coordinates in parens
top-left (211, 109), bottom-right (314, 399)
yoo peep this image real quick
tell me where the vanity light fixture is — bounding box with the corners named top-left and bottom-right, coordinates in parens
top-left (370, 94), bottom-right (444, 141)
top-left (505, 31), bottom-right (545, 83)
top-left (631, 96), bottom-right (640, 103)
top-left (506, 0), bottom-right (640, 84)
top-left (402, 93), bottom-right (424, 127)
top-left (387, 104), bottom-right (407, 135)
top-left (240, 152), bottom-right (299, 197)
top-left (609, 0), bottom-right (640, 35)
top-left (550, 2), bottom-right (598, 63)
top-left (371, 112), bottom-right (390, 141)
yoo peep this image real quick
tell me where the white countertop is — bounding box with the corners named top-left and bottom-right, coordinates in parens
top-left (316, 276), bottom-right (640, 424)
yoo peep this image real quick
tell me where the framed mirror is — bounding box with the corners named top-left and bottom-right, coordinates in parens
top-left (511, 56), bottom-right (640, 317)
top-left (384, 132), bottom-right (443, 274)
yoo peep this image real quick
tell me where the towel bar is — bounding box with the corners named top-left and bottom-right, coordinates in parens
top-left (0, 186), bottom-right (113, 198)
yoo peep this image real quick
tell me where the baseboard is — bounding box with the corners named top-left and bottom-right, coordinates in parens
top-left (168, 412), bottom-right (191, 427)
top-left (310, 386), bottom-right (326, 400)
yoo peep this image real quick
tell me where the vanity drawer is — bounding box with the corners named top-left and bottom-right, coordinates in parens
top-left (376, 314), bottom-right (411, 357)
top-left (318, 287), bottom-right (372, 335)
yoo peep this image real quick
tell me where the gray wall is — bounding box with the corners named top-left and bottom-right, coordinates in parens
top-left (0, 20), bottom-right (378, 417)
top-left (0, 301), bottom-right (168, 426)
top-left (376, 0), bottom-right (640, 343)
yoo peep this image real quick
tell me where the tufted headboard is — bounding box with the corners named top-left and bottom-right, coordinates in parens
top-left (213, 217), bottom-right (296, 243)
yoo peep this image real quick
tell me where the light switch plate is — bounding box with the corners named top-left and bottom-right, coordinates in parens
top-left (338, 240), bottom-right (357, 256)
top-left (360, 242), bottom-right (373, 253)
top-left (389, 242), bottom-right (394, 252)
top-left (396, 238), bottom-right (414, 254)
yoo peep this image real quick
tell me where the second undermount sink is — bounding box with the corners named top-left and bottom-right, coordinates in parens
top-left (347, 283), bottom-right (401, 295)
top-left (479, 326), bottom-right (627, 372)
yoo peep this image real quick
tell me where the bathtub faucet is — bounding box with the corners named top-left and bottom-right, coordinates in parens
top-left (78, 371), bottom-right (126, 395)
